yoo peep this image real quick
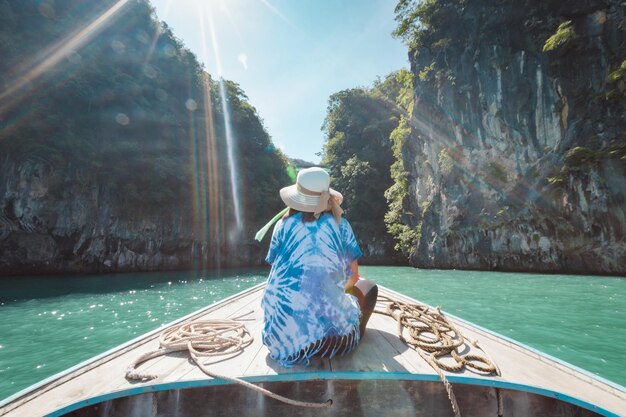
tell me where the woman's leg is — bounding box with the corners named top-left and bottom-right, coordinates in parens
top-left (313, 279), bottom-right (379, 359)
top-left (352, 279), bottom-right (378, 336)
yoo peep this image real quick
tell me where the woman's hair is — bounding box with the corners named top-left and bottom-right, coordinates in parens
top-left (283, 208), bottom-right (318, 223)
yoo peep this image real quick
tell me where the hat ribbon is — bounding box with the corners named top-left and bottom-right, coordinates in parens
top-left (298, 185), bottom-right (343, 224)
top-left (254, 207), bottom-right (289, 242)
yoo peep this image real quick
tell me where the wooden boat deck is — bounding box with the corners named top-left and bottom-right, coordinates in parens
top-left (0, 283), bottom-right (624, 417)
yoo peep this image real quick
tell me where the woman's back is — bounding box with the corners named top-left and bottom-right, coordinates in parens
top-left (261, 212), bottom-right (362, 365)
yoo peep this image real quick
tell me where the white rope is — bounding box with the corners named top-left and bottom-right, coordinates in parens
top-left (126, 313), bottom-right (332, 408)
top-left (375, 296), bottom-right (501, 417)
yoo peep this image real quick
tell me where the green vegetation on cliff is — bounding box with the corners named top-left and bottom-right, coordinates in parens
top-left (543, 20), bottom-right (577, 52)
top-left (384, 116), bottom-right (420, 257)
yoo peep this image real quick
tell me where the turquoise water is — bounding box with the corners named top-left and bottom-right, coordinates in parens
top-left (0, 267), bottom-right (624, 401)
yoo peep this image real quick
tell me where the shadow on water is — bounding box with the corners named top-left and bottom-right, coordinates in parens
top-left (0, 267), bottom-right (269, 303)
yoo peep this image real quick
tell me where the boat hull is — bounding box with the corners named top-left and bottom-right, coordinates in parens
top-left (59, 374), bottom-right (608, 417)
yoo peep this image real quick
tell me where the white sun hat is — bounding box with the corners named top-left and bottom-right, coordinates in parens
top-left (254, 167), bottom-right (344, 242)
top-left (279, 167), bottom-right (343, 220)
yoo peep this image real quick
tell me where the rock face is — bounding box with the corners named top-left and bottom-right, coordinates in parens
top-left (402, 1), bottom-right (625, 274)
top-left (0, 159), bottom-right (264, 276)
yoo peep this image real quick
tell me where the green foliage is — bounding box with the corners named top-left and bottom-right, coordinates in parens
top-left (438, 148), bottom-right (453, 176)
top-left (548, 144), bottom-right (621, 187)
top-left (339, 157), bottom-right (376, 216)
top-left (608, 142), bottom-right (626, 162)
top-left (321, 70), bottom-right (414, 258)
top-left (531, 232), bottom-right (541, 243)
top-left (564, 146), bottom-right (601, 168)
top-left (387, 223), bottom-right (422, 254)
top-left (394, 0), bottom-right (439, 48)
top-left (393, 0), bottom-right (465, 51)
top-left (321, 87), bottom-right (397, 239)
top-left (431, 37), bottom-right (451, 50)
top-left (547, 174), bottom-right (565, 185)
top-left (608, 60), bottom-right (626, 83)
top-left (604, 60), bottom-right (626, 101)
top-left (418, 62), bottom-right (435, 81)
top-left (372, 69), bottom-right (414, 114)
top-left (543, 20), bottom-right (576, 52)
top-left (384, 117), bottom-right (419, 256)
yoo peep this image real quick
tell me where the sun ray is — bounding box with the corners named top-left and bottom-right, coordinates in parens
top-left (258, 0), bottom-right (297, 29)
top-left (0, 0), bottom-right (131, 115)
top-left (217, 0), bottom-right (244, 43)
top-left (143, 0), bottom-right (173, 67)
top-left (202, 5), bottom-right (243, 231)
top-left (197, 3), bottom-right (223, 264)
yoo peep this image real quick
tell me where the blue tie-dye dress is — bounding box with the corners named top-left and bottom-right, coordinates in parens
top-left (261, 212), bottom-right (362, 366)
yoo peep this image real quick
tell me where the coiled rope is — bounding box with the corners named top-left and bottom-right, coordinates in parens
top-left (375, 295), bottom-right (500, 417)
top-left (126, 296), bottom-right (500, 414)
top-left (126, 311), bottom-right (332, 408)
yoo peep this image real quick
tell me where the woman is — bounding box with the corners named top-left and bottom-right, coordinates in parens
top-left (261, 167), bottom-right (378, 366)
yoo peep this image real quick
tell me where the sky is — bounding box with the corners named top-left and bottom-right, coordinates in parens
top-left (149, 0), bottom-right (409, 163)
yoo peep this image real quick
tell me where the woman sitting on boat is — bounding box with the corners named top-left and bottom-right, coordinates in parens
top-left (261, 167), bottom-right (378, 366)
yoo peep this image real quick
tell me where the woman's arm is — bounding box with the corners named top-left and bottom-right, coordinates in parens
top-left (345, 260), bottom-right (360, 291)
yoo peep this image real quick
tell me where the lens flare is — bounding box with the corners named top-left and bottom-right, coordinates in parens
top-left (196, 4), bottom-right (225, 266)
top-left (0, 0), bottom-right (131, 115)
top-left (203, 5), bottom-right (243, 231)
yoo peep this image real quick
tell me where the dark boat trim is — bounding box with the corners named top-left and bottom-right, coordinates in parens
top-left (45, 372), bottom-right (620, 417)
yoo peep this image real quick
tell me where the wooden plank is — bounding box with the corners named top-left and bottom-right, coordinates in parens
top-left (452, 321), bottom-right (626, 412)
top-left (332, 314), bottom-right (407, 373)
top-left (367, 309), bottom-right (435, 375)
top-left (156, 308), bottom-right (266, 383)
top-left (242, 337), bottom-right (331, 377)
top-left (238, 299), bottom-right (331, 376)
top-left (241, 338), bottom-right (274, 376)
top-left (115, 287), bottom-right (264, 388)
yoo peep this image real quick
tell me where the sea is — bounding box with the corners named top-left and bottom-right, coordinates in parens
top-left (0, 266), bottom-right (624, 401)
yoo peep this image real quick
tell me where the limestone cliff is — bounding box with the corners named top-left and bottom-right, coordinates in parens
top-left (0, 0), bottom-right (288, 276)
top-left (0, 157), bottom-right (270, 275)
top-left (399, 0), bottom-right (625, 274)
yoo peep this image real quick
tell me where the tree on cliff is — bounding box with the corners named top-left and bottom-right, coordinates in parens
top-left (321, 70), bottom-right (413, 263)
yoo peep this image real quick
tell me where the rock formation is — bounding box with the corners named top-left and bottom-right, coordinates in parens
top-left (399, 0), bottom-right (625, 274)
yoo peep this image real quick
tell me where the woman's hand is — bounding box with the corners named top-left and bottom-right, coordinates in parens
top-left (345, 260), bottom-right (360, 292)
